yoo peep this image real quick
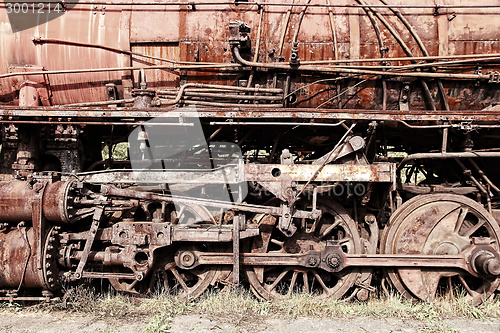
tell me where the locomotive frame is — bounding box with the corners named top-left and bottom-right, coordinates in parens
top-left (0, 1), bottom-right (500, 306)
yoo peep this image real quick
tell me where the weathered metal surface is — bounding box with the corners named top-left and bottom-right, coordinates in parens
top-left (0, 227), bottom-right (58, 289)
top-left (382, 193), bottom-right (500, 306)
top-left (79, 162), bottom-right (394, 184)
top-left (1, 1), bottom-right (500, 305)
top-left (0, 181), bottom-right (76, 224)
top-left (0, 227), bottom-right (43, 288)
top-left (1, 1), bottom-right (500, 108)
top-left (3, 106), bottom-right (500, 122)
top-left (245, 163), bottom-right (395, 183)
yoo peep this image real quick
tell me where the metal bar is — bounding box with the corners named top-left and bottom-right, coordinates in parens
top-left (3, 107), bottom-right (500, 122)
top-left (101, 184), bottom-right (317, 218)
top-left (233, 215), bottom-right (241, 286)
top-left (80, 163), bottom-right (395, 184)
top-left (74, 207), bottom-right (103, 280)
top-left (192, 252), bottom-right (469, 271)
top-left (209, 121), bottom-right (346, 127)
top-left (81, 272), bottom-right (137, 279)
top-left (343, 254), bottom-right (468, 270)
top-left (442, 128), bottom-right (449, 153)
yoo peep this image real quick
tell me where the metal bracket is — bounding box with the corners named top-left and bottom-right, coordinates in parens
top-left (229, 21), bottom-right (251, 50)
top-left (74, 206), bottom-right (104, 279)
top-left (32, 181), bottom-right (48, 271)
top-left (399, 83), bottom-right (410, 111)
top-left (278, 203), bottom-right (297, 237)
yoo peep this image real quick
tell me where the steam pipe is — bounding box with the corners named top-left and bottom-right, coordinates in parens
top-left (355, 0), bottom-right (388, 110)
top-left (173, 100), bottom-right (283, 108)
top-left (33, 38), bottom-right (217, 66)
top-left (158, 91), bottom-right (283, 101)
top-left (356, 0), bottom-right (435, 111)
top-left (231, 47), bottom-right (490, 80)
top-left (398, 152), bottom-right (500, 170)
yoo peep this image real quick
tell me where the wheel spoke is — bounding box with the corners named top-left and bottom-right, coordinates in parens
top-left (454, 206), bottom-right (468, 233)
top-left (319, 218), bottom-right (342, 240)
top-left (162, 271), bottom-right (170, 291)
top-left (287, 271), bottom-right (299, 295)
top-left (313, 271), bottom-right (330, 294)
top-left (269, 269), bottom-right (290, 292)
top-left (462, 219), bottom-right (486, 238)
top-left (458, 275), bottom-right (474, 296)
top-left (170, 267), bottom-right (190, 292)
top-left (303, 272), bottom-right (310, 293)
top-left (270, 239), bottom-right (284, 247)
top-left (338, 237), bottom-right (351, 245)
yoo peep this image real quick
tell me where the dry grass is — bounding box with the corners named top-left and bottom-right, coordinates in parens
top-left (1, 287), bottom-right (499, 333)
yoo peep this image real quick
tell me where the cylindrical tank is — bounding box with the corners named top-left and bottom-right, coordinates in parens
top-left (0, 227), bottom-right (45, 288)
top-left (0, 181), bottom-right (74, 224)
top-left (1, 0), bottom-right (500, 108)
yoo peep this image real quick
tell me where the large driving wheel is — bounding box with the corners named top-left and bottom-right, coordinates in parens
top-left (246, 198), bottom-right (362, 300)
top-left (381, 193), bottom-right (500, 306)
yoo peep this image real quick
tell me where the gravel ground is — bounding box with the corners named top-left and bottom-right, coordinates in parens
top-left (0, 312), bottom-right (498, 333)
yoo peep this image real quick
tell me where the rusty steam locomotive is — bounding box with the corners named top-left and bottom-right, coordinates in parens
top-left (1, 0), bottom-right (500, 306)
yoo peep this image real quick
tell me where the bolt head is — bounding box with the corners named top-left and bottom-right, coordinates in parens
top-left (326, 254), bottom-right (341, 269)
top-left (307, 257), bottom-right (318, 267)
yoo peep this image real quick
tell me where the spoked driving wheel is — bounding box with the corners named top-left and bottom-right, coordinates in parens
top-left (382, 194), bottom-right (500, 306)
top-left (162, 246), bottom-right (218, 299)
top-left (246, 198), bottom-right (362, 300)
top-left (108, 203), bottom-right (220, 298)
top-left (162, 203), bottom-right (220, 299)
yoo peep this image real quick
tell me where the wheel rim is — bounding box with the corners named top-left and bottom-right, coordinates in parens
top-left (246, 198), bottom-right (361, 300)
top-left (382, 194), bottom-right (500, 306)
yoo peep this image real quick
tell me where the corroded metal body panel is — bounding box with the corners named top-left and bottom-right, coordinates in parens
top-left (0, 1), bottom-right (499, 108)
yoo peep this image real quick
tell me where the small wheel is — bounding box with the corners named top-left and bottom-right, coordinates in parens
top-left (163, 260), bottom-right (218, 299)
top-left (246, 198), bottom-right (362, 300)
top-left (382, 193), bottom-right (500, 306)
top-left (108, 203), bottom-right (219, 297)
top-left (162, 204), bottom-right (220, 299)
